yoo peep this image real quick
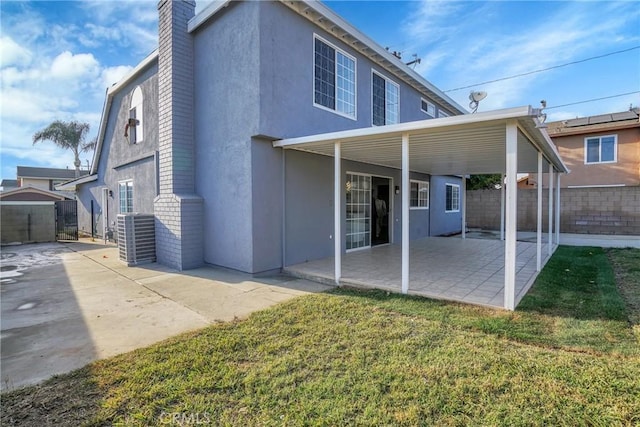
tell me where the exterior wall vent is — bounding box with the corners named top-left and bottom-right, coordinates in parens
top-left (117, 213), bottom-right (156, 266)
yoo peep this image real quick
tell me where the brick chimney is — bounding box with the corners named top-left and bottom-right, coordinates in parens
top-left (154, 0), bottom-right (203, 270)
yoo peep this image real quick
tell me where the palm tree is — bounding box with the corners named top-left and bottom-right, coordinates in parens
top-left (33, 120), bottom-right (96, 178)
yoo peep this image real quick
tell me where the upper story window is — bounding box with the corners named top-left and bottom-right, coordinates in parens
top-left (372, 71), bottom-right (399, 126)
top-left (410, 180), bottom-right (429, 209)
top-left (128, 86), bottom-right (143, 144)
top-left (438, 109), bottom-right (450, 118)
top-left (314, 35), bottom-right (356, 119)
top-left (421, 99), bottom-right (436, 117)
top-left (585, 135), bottom-right (616, 164)
top-left (119, 180), bottom-right (133, 213)
top-left (445, 183), bottom-right (460, 213)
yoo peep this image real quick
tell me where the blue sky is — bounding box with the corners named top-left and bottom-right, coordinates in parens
top-left (1, 1), bottom-right (639, 182)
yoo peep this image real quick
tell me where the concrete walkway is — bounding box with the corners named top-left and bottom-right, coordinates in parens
top-left (465, 230), bottom-right (639, 248)
top-left (0, 240), bottom-right (331, 391)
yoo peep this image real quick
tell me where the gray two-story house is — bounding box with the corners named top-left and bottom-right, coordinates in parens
top-left (74, 0), bottom-right (466, 272)
top-left (66, 0), bottom-right (569, 310)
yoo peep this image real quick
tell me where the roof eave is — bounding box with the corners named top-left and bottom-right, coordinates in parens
top-left (187, 0), bottom-right (467, 115)
top-left (55, 174), bottom-right (98, 191)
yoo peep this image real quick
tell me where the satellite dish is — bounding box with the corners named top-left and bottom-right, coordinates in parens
top-left (469, 91), bottom-right (488, 102)
top-left (468, 91), bottom-right (488, 113)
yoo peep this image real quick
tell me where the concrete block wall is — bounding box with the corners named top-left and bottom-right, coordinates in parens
top-left (1, 204), bottom-right (56, 244)
top-left (466, 186), bottom-right (640, 235)
top-left (154, 0), bottom-right (204, 270)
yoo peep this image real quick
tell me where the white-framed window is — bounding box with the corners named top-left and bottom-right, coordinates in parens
top-left (445, 183), bottom-right (460, 212)
top-left (585, 135), bottom-right (616, 164)
top-left (438, 109), bottom-right (450, 118)
top-left (314, 35), bottom-right (356, 119)
top-left (421, 98), bottom-right (436, 117)
top-left (118, 180), bottom-right (133, 213)
top-left (410, 180), bottom-right (429, 209)
top-left (129, 86), bottom-right (143, 144)
top-left (372, 70), bottom-right (399, 126)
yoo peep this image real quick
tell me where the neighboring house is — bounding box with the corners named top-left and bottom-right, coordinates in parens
top-left (64, 0), bottom-right (567, 304)
top-left (17, 166), bottom-right (89, 191)
top-left (0, 186), bottom-right (71, 202)
top-left (0, 179), bottom-right (18, 191)
top-left (543, 108), bottom-right (639, 188)
top-left (469, 108), bottom-right (639, 235)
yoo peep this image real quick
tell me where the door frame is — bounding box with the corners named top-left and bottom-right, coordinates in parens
top-left (371, 175), bottom-right (393, 247)
top-left (345, 171), bottom-right (394, 253)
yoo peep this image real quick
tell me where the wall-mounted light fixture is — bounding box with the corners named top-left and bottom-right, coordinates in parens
top-left (108, 190), bottom-right (113, 198)
top-left (395, 185), bottom-right (400, 195)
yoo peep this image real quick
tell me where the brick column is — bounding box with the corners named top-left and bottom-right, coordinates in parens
top-left (154, 0), bottom-right (203, 270)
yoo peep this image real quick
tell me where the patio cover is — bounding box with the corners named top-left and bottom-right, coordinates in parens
top-left (273, 106), bottom-right (570, 310)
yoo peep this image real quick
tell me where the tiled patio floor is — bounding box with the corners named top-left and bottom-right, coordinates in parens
top-left (284, 236), bottom-right (553, 309)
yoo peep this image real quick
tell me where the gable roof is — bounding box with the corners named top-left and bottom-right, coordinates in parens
top-left (0, 186), bottom-right (72, 201)
top-left (55, 174), bottom-right (98, 191)
top-left (188, 0), bottom-right (467, 116)
top-left (547, 108), bottom-right (640, 136)
top-left (1, 179), bottom-right (18, 188)
top-left (17, 166), bottom-right (89, 180)
top-left (90, 49), bottom-right (158, 176)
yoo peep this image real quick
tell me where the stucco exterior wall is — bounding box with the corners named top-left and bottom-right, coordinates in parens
top-left (77, 62), bottom-right (159, 238)
top-left (193, 2), bottom-right (261, 273)
top-left (540, 126), bottom-right (640, 188)
top-left (429, 175), bottom-right (463, 236)
top-left (283, 149), bottom-right (434, 266)
top-left (20, 178), bottom-right (50, 190)
top-left (249, 1), bottom-right (459, 271)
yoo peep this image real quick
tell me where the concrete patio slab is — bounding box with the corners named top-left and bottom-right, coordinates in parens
top-left (1, 239), bottom-right (331, 391)
top-left (284, 236), bottom-right (552, 310)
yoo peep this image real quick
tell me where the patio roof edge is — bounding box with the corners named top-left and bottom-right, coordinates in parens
top-left (273, 106), bottom-right (534, 148)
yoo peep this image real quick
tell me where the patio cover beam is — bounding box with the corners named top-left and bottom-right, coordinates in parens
top-left (548, 163), bottom-right (554, 256)
top-left (556, 174), bottom-right (561, 245)
top-left (500, 174), bottom-right (505, 241)
top-left (335, 142), bottom-right (341, 285)
top-left (537, 152), bottom-right (543, 271)
top-left (402, 133), bottom-right (409, 294)
top-left (462, 176), bottom-right (467, 239)
top-left (504, 121), bottom-right (518, 311)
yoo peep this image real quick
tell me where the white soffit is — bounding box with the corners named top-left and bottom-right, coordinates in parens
top-left (274, 106), bottom-right (569, 175)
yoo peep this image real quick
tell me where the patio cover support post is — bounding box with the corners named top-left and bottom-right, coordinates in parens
top-left (500, 174), bottom-right (505, 241)
top-left (504, 121), bottom-right (518, 311)
top-left (536, 152), bottom-right (542, 271)
top-left (555, 174), bottom-right (561, 245)
top-left (334, 142), bottom-right (341, 285)
top-left (462, 176), bottom-right (466, 239)
top-left (401, 133), bottom-right (410, 294)
top-left (548, 164), bottom-right (554, 256)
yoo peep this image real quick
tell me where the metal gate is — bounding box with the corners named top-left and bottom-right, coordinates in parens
top-left (55, 200), bottom-right (78, 241)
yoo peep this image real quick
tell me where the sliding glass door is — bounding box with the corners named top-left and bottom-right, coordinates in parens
top-left (346, 173), bottom-right (371, 251)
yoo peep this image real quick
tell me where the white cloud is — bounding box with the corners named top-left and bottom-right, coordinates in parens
top-left (0, 36), bottom-right (32, 67)
top-left (403, 1), bottom-right (640, 115)
top-left (0, 1), bottom-right (159, 177)
top-left (101, 65), bottom-right (134, 89)
top-left (50, 51), bottom-right (100, 80)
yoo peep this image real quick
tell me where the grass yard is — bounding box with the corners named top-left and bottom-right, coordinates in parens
top-left (2, 246), bottom-right (639, 426)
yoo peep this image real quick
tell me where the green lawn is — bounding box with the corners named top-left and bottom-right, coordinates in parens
top-left (2, 246), bottom-right (639, 426)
